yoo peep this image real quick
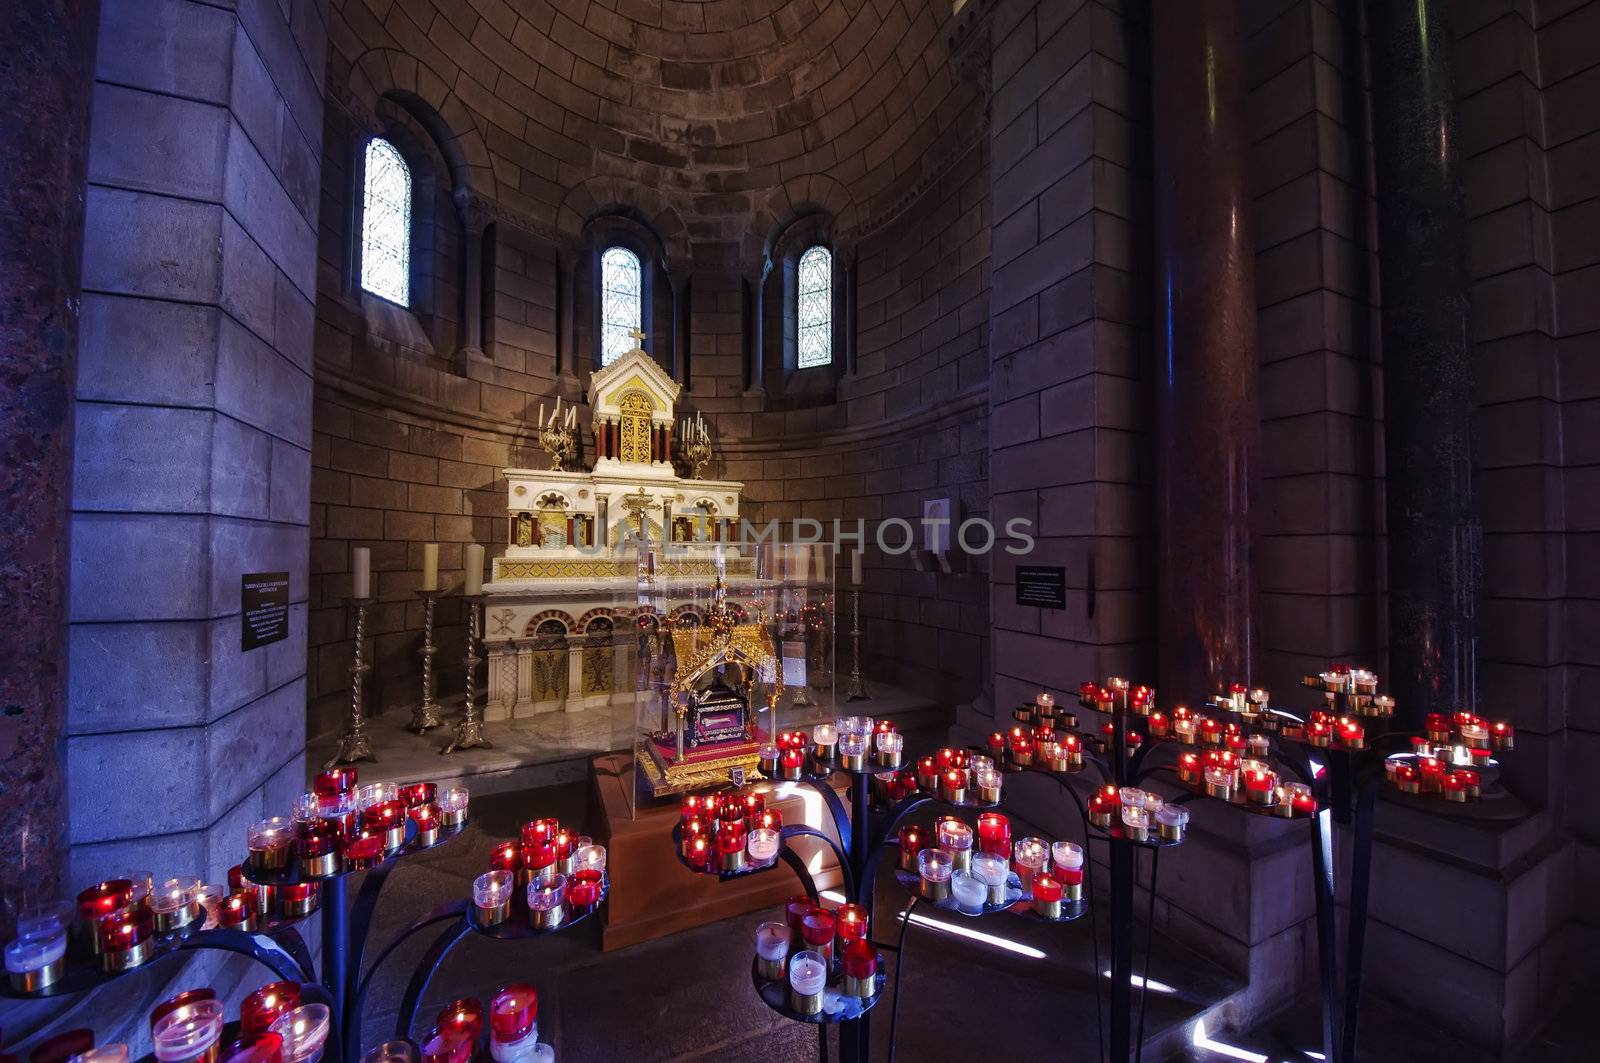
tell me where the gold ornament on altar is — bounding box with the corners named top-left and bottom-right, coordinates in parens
top-left (679, 411), bottom-right (712, 479)
top-left (536, 395), bottom-right (577, 471)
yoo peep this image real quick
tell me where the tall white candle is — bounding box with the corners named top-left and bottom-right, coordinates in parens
top-left (464, 544), bottom-right (485, 596)
top-left (351, 547), bottom-right (371, 599)
top-left (851, 550), bottom-right (863, 585)
top-left (421, 543), bottom-right (439, 591)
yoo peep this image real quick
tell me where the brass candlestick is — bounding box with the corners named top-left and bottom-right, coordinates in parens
top-left (539, 418), bottom-right (576, 472)
top-left (326, 596), bottom-right (376, 767)
top-left (442, 594), bottom-right (492, 754)
top-left (845, 589), bottom-right (870, 701)
top-left (412, 590), bottom-right (442, 733)
top-left (680, 434), bottom-right (712, 479)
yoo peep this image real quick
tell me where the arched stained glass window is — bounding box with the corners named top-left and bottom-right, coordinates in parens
top-left (797, 246), bottom-right (833, 368)
top-left (600, 246), bottom-right (643, 366)
top-left (359, 138), bottom-right (412, 306)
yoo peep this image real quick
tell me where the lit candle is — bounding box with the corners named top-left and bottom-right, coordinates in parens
top-left (573, 843), bottom-right (607, 875)
top-left (268, 1004), bottom-right (331, 1063)
top-left (1120, 802), bottom-right (1151, 841)
top-left (1285, 782), bottom-right (1316, 815)
top-left (916, 755), bottom-right (939, 791)
top-left (838, 731), bottom-right (868, 771)
top-left (410, 803), bottom-right (442, 847)
top-left (278, 882), bottom-right (319, 918)
top-left (1156, 804), bottom-right (1190, 840)
top-left (1244, 765), bottom-right (1277, 806)
top-left (898, 825), bottom-right (926, 871)
top-left (463, 543), bottom-right (485, 596)
top-left (687, 835), bottom-right (711, 870)
top-left (241, 983), bottom-right (302, 1040)
top-left (755, 921), bottom-right (790, 980)
top-left (874, 730), bottom-right (904, 769)
top-left (526, 873), bottom-right (568, 930)
top-left (1442, 772), bottom-right (1469, 803)
top-left (473, 870), bottom-right (515, 927)
top-left (151, 989), bottom-right (218, 1033)
top-left (437, 998), bottom-right (484, 1044)
top-left (1173, 716), bottom-right (1197, 744)
top-left (788, 950), bottom-right (829, 1015)
top-left (1031, 872), bottom-right (1065, 919)
top-left (439, 786), bottom-right (470, 828)
top-left (297, 818), bottom-right (344, 877)
top-left (1203, 765), bottom-right (1235, 801)
top-left (314, 767), bottom-right (358, 807)
top-left (1490, 720), bottom-right (1515, 751)
top-left (567, 868), bottom-right (604, 909)
top-left (1458, 719), bottom-right (1489, 749)
top-left (918, 848), bottom-right (954, 902)
top-left (1012, 837), bottom-right (1048, 893)
top-left (758, 743), bottom-right (779, 776)
top-left (971, 852), bottom-right (1010, 905)
top-left (1338, 718), bottom-right (1366, 749)
top-left (976, 812), bottom-right (1011, 856)
top-left (1087, 791), bottom-right (1116, 828)
top-left (489, 984), bottom-right (539, 1063)
top-left (780, 747), bottom-right (804, 781)
top-left (938, 767), bottom-right (968, 804)
top-left (150, 877), bottom-right (204, 934)
top-left (248, 817), bottom-right (294, 872)
top-left (747, 827), bottom-right (781, 864)
top-left (218, 890), bottom-right (258, 932)
top-left (151, 999), bottom-right (226, 1063)
top-left (1052, 840), bottom-right (1083, 874)
top-left (422, 543), bottom-right (440, 592)
top-left (988, 731), bottom-right (1006, 760)
top-left (97, 907), bottom-right (155, 973)
top-left (937, 817), bottom-right (974, 871)
top-left (352, 546), bottom-right (371, 599)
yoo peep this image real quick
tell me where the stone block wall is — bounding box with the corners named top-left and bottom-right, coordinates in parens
top-left (68, 0), bottom-right (326, 885)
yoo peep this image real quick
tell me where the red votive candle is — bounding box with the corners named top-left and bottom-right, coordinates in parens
top-left (988, 732), bottom-right (1005, 759)
top-left (1491, 721), bottom-right (1516, 750)
top-left (898, 825), bottom-right (926, 871)
top-left (1454, 769), bottom-right (1482, 798)
top-left (1032, 872), bottom-right (1064, 918)
top-left (296, 818), bottom-right (343, 877)
top-left (241, 982), bottom-right (301, 1039)
top-left (800, 906), bottom-right (836, 962)
top-left (785, 895), bottom-right (813, 941)
top-left (489, 983), bottom-right (538, 1047)
top-left (568, 868), bottom-right (603, 908)
top-left (363, 800), bottom-right (407, 850)
top-left (976, 812), bottom-right (1011, 856)
top-left (278, 882), bottom-right (318, 918)
top-left (1338, 718), bottom-right (1365, 749)
top-left (345, 832), bottom-right (387, 869)
top-left (780, 748), bottom-right (804, 780)
top-left (939, 767), bottom-right (968, 803)
top-left (437, 998), bottom-right (484, 1044)
top-left (150, 988), bottom-right (217, 1032)
top-left (409, 803), bottom-right (441, 845)
top-left (679, 794), bottom-right (706, 823)
top-left (687, 836), bottom-right (711, 869)
top-left (834, 903), bottom-right (868, 947)
top-left (313, 767), bottom-right (357, 806)
top-left (218, 891), bottom-right (258, 931)
top-left (758, 808), bottom-right (783, 831)
top-left (842, 938), bottom-right (878, 1000)
top-left (916, 755), bottom-right (939, 790)
top-left (521, 818), bottom-right (560, 848)
top-left (420, 1028), bottom-right (471, 1063)
top-left (1442, 772), bottom-right (1469, 802)
top-left (219, 1032), bottom-right (283, 1063)
top-left (96, 907), bottom-right (154, 972)
top-left (741, 791), bottom-right (765, 819)
top-left (401, 782), bottom-right (437, 809)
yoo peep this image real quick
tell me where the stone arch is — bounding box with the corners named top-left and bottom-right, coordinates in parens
top-left (522, 610), bottom-right (575, 638)
top-left (346, 48), bottom-right (495, 203)
top-left (574, 607), bottom-right (616, 631)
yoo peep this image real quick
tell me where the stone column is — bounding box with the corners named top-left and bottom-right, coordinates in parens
top-left (1368, 0), bottom-right (1478, 721)
top-left (0, 0), bottom-right (99, 929)
top-left (840, 253), bottom-right (858, 378)
top-left (1150, 0), bottom-right (1260, 698)
top-left (746, 262), bottom-right (769, 397)
top-left (557, 251), bottom-right (579, 391)
top-left (452, 193), bottom-right (486, 368)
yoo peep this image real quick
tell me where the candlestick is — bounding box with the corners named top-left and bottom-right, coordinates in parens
top-left (788, 950), bottom-right (828, 1015)
top-left (326, 595), bottom-right (376, 767)
top-left (413, 589), bottom-right (443, 733)
top-left (442, 594), bottom-right (492, 753)
top-left (845, 588), bottom-right (870, 701)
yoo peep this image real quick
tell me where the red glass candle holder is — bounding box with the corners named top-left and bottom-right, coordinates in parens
top-left (834, 903), bottom-right (868, 947)
top-left (780, 748), bottom-right (804, 781)
top-left (96, 908), bottom-right (154, 972)
top-left (436, 998), bottom-right (484, 1044)
top-left (313, 767), bottom-right (357, 806)
top-left (841, 938), bottom-right (878, 1000)
top-left (489, 984), bottom-right (538, 1047)
top-left (976, 812), bottom-right (1011, 856)
top-left (296, 819), bottom-right (343, 877)
top-left (241, 982), bottom-right (301, 1039)
top-left (799, 906), bottom-right (835, 963)
top-left (362, 800), bottom-right (408, 851)
top-left (218, 891), bottom-right (259, 931)
top-left (1031, 873), bottom-right (1064, 919)
top-left (897, 825), bottom-right (926, 871)
top-left (401, 782), bottom-right (437, 809)
top-left (279, 883), bottom-right (319, 918)
top-left (409, 803), bottom-right (441, 846)
top-left (150, 988), bottom-right (217, 1033)
top-left (686, 835), bottom-right (711, 870)
top-left (568, 868), bottom-right (604, 909)
top-left (938, 767), bottom-right (968, 804)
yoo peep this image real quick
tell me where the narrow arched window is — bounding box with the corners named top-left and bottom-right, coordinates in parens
top-left (360, 138), bottom-right (411, 306)
top-left (797, 246), bottom-right (833, 368)
top-left (600, 246), bottom-right (643, 366)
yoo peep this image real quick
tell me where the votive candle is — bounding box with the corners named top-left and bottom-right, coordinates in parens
top-left (937, 817), bottom-right (974, 872)
top-left (526, 874), bottom-right (567, 930)
top-left (971, 852), bottom-right (1010, 905)
top-left (747, 827), bottom-right (781, 864)
top-left (473, 871), bottom-right (515, 927)
top-left (788, 950), bottom-right (828, 1016)
top-left (918, 848), bottom-right (953, 902)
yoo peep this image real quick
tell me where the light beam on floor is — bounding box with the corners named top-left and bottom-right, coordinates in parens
top-left (1100, 969), bottom-right (1178, 993)
top-left (1190, 1018), bottom-right (1270, 1063)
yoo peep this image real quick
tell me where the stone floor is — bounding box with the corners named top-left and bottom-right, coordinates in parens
top-left (352, 780), bottom-right (1244, 1062)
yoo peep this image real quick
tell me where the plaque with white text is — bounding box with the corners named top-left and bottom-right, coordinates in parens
top-left (1015, 565), bottom-right (1067, 610)
top-left (241, 572), bottom-right (290, 651)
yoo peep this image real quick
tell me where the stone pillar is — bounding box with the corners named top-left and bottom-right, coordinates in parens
top-left (746, 263), bottom-right (769, 396)
top-left (840, 254), bottom-right (857, 378)
top-left (0, 0), bottom-right (99, 929)
top-left (1150, 0), bottom-right (1260, 698)
top-left (452, 194), bottom-right (485, 366)
top-left (1368, 0), bottom-right (1478, 722)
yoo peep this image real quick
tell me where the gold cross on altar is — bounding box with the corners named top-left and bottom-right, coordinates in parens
top-left (629, 327), bottom-right (646, 344)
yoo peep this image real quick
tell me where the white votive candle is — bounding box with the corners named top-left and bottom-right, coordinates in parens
top-left (1052, 841), bottom-right (1084, 872)
top-left (755, 921), bottom-right (790, 980)
top-left (971, 852), bottom-right (1010, 905)
top-left (950, 870), bottom-right (986, 910)
top-left (789, 951), bottom-right (827, 994)
top-left (747, 827), bottom-right (781, 863)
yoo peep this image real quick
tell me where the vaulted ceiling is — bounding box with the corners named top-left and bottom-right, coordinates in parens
top-left (329, 0), bottom-right (984, 262)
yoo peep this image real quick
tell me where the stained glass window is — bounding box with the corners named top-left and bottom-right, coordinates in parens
top-left (600, 246), bottom-right (642, 366)
top-left (360, 138), bottom-right (411, 306)
top-left (797, 245), bottom-right (833, 368)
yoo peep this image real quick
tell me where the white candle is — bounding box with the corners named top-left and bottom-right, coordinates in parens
top-left (464, 543), bottom-right (485, 596)
top-left (789, 951), bottom-right (827, 996)
top-left (971, 852), bottom-right (1008, 887)
top-left (421, 543), bottom-right (439, 591)
top-left (875, 731), bottom-right (903, 756)
top-left (747, 827), bottom-right (781, 863)
top-left (950, 870), bottom-right (986, 909)
top-left (351, 546), bottom-right (371, 599)
top-left (1052, 841), bottom-right (1084, 871)
top-left (851, 549), bottom-right (863, 585)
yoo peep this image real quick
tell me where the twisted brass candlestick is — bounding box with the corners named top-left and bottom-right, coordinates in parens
top-left (845, 589), bottom-right (870, 702)
top-left (326, 596), bottom-right (377, 767)
top-left (681, 435), bottom-right (712, 479)
top-left (441, 594), bottom-right (493, 754)
top-left (539, 419), bottom-right (576, 472)
top-left (411, 590), bottom-right (442, 733)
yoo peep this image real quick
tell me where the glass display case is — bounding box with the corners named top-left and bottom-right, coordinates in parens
top-left (627, 542), bottom-right (836, 817)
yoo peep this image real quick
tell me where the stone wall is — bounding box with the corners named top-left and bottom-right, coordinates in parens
top-left (68, 0), bottom-right (326, 885)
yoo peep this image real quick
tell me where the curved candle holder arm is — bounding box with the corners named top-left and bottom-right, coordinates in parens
top-left (344, 859), bottom-right (401, 1005)
top-left (778, 844), bottom-right (822, 904)
top-left (885, 894), bottom-right (917, 1063)
top-left (348, 901), bottom-right (470, 1063)
top-left (392, 917), bottom-right (474, 1044)
top-left (803, 775), bottom-right (854, 857)
top-left (779, 825), bottom-right (855, 899)
top-left (177, 927), bottom-right (313, 987)
top-left (260, 925), bottom-right (317, 984)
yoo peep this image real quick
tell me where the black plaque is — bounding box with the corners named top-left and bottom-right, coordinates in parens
top-left (1015, 565), bottom-right (1067, 610)
top-left (241, 572), bottom-right (290, 651)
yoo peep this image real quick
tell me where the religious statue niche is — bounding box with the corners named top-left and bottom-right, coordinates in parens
top-left (536, 492), bottom-right (570, 548)
top-left (639, 578), bottom-right (779, 796)
top-left (691, 498), bottom-right (718, 543)
top-left (515, 511), bottom-right (535, 548)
